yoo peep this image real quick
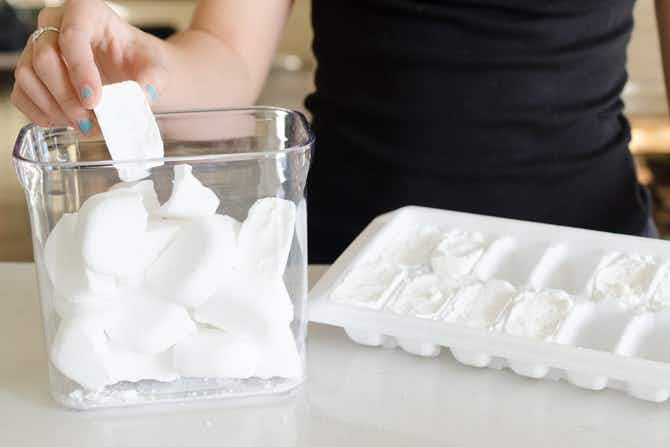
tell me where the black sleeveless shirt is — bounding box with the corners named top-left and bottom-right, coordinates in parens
top-left (305, 0), bottom-right (650, 263)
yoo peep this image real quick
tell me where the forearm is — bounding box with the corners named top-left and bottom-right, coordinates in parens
top-left (155, 30), bottom-right (254, 111)
top-left (151, 0), bottom-right (292, 111)
top-left (656, 0), bottom-right (670, 113)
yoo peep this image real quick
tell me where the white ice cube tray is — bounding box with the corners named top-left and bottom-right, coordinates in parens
top-left (309, 206), bottom-right (670, 403)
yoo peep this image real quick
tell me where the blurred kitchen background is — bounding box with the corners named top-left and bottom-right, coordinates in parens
top-left (1, 0), bottom-right (670, 261)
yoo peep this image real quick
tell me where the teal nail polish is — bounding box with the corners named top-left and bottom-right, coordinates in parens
top-left (146, 84), bottom-right (157, 102)
top-left (78, 119), bottom-right (91, 134)
top-left (81, 86), bottom-right (91, 99)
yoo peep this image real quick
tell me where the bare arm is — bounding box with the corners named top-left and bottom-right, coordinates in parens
top-left (159, 0), bottom-right (293, 110)
top-left (11, 0), bottom-right (292, 129)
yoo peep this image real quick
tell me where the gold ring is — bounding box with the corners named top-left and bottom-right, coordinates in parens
top-left (30, 26), bottom-right (60, 44)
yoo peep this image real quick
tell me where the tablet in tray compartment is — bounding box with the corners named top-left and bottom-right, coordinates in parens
top-left (386, 274), bottom-right (455, 319)
top-left (383, 225), bottom-right (443, 270)
top-left (429, 229), bottom-right (488, 280)
top-left (502, 289), bottom-right (573, 341)
top-left (443, 279), bottom-right (516, 329)
top-left (382, 224), bottom-right (491, 278)
top-left (588, 252), bottom-right (659, 310)
top-left (331, 262), bottom-right (406, 310)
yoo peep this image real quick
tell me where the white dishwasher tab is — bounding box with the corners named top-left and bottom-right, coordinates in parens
top-left (156, 164), bottom-right (220, 219)
top-left (93, 80), bottom-right (164, 182)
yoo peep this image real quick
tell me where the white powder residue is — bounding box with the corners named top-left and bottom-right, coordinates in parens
top-left (591, 253), bottom-right (657, 309)
top-left (430, 229), bottom-right (487, 280)
top-left (503, 289), bottom-right (572, 340)
top-left (331, 262), bottom-right (406, 309)
top-left (383, 226), bottom-right (442, 269)
top-left (444, 280), bottom-right (516, 329)
top-left (387, 274), bottom-right (453, 318)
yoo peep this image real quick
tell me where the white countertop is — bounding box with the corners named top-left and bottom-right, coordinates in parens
top-left (2, 262), bottom-right (670, 446)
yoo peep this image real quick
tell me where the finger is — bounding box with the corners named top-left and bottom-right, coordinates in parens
top-left (31, 29), bottom-right (93, 133)
top-left (37, 6), bottom-right (63, 27)
top-left (58, 24), bottom-right (103, 109)
top-left (135, 64), bottom-right (167, 106)
top-left (40, 3), bottom-right (103, 109)
top-left (13, 46), bottom-right (70, 126)
top-left (11, 85), bottom-right (54, 127)
top-left (131, 41), bottom-right (168, 106)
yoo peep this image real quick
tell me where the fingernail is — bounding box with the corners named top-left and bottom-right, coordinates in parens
top-left (146, 84), bottom-right (157, 102)
top-left (81, 86), bottom-right (92, 99)
top-left (78, 119), bottom-right (91, 134)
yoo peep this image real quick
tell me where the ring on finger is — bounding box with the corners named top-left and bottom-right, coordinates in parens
top-left (31, 26), bottom-right (60, 44)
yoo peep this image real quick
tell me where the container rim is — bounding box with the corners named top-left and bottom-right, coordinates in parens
top-left (12, 106), bottom-right (314, 168)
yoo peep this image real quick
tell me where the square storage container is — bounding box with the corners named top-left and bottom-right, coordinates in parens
top-left (13, 107), bottom-right (313, 409)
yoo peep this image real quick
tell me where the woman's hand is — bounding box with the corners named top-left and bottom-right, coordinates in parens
top-left (11, 0), bottom-right (294, 131)
top-left (11, 0), bottom-right (166, 132)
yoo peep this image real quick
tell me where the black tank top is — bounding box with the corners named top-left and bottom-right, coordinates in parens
top-left (305, 0), bottom-right (650, 263)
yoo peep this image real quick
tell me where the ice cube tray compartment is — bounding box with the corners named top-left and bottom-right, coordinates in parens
top-left (646, 261), bottom-right (670, 311)
top-left (586, 252), bottom-right (660, 310)
top-left (330, 262), bottom-right (407, 310)
top-left (530, 245), bottom-right (607, 294)
top-left (557, 300), bottom-right (634, 352)
top-left (616, 311), bottom-right (670, 364)
top-left (438, 279), bottom-right (517, 368)
top-left (613, 311), bottom-right (670, 401)
top-left (385, 273), bottom-right (454, 319)
top-left (309, 206), bottom-right (670, 403)
top-left (554, 300), bottom-right (637, 390)
top-left (475, 238), bottom-right (553, 287)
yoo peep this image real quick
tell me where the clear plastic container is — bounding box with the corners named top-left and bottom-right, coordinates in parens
top-left (13, 107), bottom-right (313, 410)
